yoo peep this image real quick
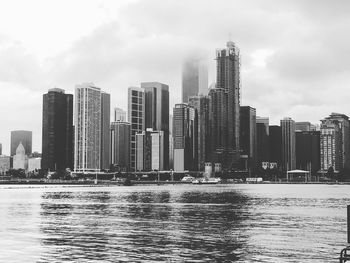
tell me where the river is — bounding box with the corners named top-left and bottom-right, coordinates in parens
top-left (0, 184), bottom-right (348, 262)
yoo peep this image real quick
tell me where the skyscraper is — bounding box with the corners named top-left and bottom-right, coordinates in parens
top-left (74, 83), bottom-right (102, 173)
top-left (0, 143), bottom-right (2, 155)
top-left (256, 117), bottom-right (270, 170)
top-left (269, 125), bottom-right (282, 169)
top-left (100, 92), bottom-right (111, 171)
top-left (240, 106), bottom-right (257, 172)
top-left (114, 107), bottom-right (126, 122)
top-left (42, 88), bottom-right (73, 171)
top-left (10, 130), bottom-right (32, 156)
top-left (209, 41), bottom-right (241, 169)
top-left (128, 87), bottom-right (145, 171)
top-left (296, 130), bottom-right (320, 175)
top-left (182, 57), bottom-right (208, 102)
top-left (188, 95), bottom-right (210, 171)
top-left (142, 82), bottom-right (169, 170)
top-left (281, 117), bottom-right (296, 172)
top-left (173, 103), bottom-right (198, 171)
top-left (110, 121), bottom-right (130, 171)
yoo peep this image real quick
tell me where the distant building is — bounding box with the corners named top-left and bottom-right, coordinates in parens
top-left (295, 122), bottom-right (311, 132)
top-left (269, 125), bottom-right (282, 169)
top-left (128, 87), bottom-right (145, 171)
top-left (173, 103), bottom-right (198, 171)
top-left (110, 121), bottom-right (130, 171)
top-left (13, 142), bottom-right (28, 170)
top-left (11, 130), bottom-right (32, 156)
top-left (240, 106), bottom-right (257, 172)
top-left (169, 115), bottom-right (174, 170)
top-left (114, 107), bottom-right (126, 122)
top-left (28, 157), bottom-right (41, 172)
top-left (281, 117), bottom-right (296, 172)
top-left (100, 92), bottom-right (111, 170)
top-left (0, 143), bottom-right (2, 155)
top-left (296, 131), bottom-right (320, 176)
top-left (0, 155), bottom-right (10, 175)
top-left (42, 88), bottom-right (73, 171)
top-left (256, 117), bottom-right (270, 169)
top-left (182, 56), bottom-right (208, 102)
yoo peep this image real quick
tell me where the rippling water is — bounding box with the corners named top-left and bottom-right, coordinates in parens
top-left (0, 184), bottom-right (349, 262)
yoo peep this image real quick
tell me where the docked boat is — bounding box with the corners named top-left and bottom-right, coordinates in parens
top-left (192, 177), bottom-right (221, 184)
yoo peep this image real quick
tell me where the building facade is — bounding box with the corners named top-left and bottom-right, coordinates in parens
top-left (296, 131), bottom-right (320, 175)
top-left (13, 142), bottom-right (28, 170)
top-left (100, 92), bottom-right (111, 170)
top-left (269, 125), bottom-right (282, 169)
top-left (240, 106), bottom-right (257, 172)
top-left (28, 157), bottom-right (41, 172)
top-left (0, 155), bottom-right (10, 175)
top-left (110, 121), bottom-right (130, 171)
top-left (281, 117), bottom-right (296, 172)
top-left (256, 117), bottom-right (270, 170)
top-left (11, 130), bottom-right (32, 156)
top-left (114, 107), bottom-right (126, 122)
top-left (295, 122), bottom-right (311, 132)
top-left (42, 88), bottom-right (73, 171)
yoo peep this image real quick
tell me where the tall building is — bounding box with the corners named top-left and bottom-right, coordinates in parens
top-left (128, 87), bottom-right (145, 171)
top-left (240, 106), bottom-right (257, 172)
top-left (295, 122), bottom-right (311, 131)
top-left (0, 143), bottom-right (2, 155)
top-left (296, 131), bottom-right (320, 175)
top-left (74, 83), bottom-right (102, 173)
top-left (13, 142), bottom-right (28, 170)
top-left (281, 117), bottom-right (296, 172)
top-left (269, 125), bottom-right (282, 169)
top-left (256, 117), bottom-right (270, 170)
top-left (169, 114), bottom-right (174, 170)
top-left (110, 121), bottom-right (130, 171)
top-left (142, 82), bottom-right (169, 170)
top-left (42, 88), bottom-right (73, 171)
top-left (210, 41), bottom-right (241, 169)
top-left (320, 113), bottom-right (350, 172)
top-left (188, 95), bottom-right (210, 170)
top-left (100, 92), bottom-right (111, 170)
top-left (114, 107), bottom-right (126, 122)
top-left (182, 57), bottom-right (208, 102)
top-left (11, 130), bottom-right (32, 156)
top-left (173, 103), bottom-right (198, 171)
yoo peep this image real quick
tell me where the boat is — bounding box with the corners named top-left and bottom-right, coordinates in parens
top-left (192, 177), bottom-right (221, 184)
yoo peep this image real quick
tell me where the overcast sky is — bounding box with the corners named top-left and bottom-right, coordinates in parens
top-left (0, 0), bottom-right (349, 155)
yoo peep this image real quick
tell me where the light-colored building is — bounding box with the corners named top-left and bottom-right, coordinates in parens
top-left (281, 117), bottom-right (296, 172)
top-left (13, 142), bottom-right (28, 170)
top-left (28, 157), bottom-right (41, 172)
top-left (0, 155), bottom-right (10, 175)
top-left (114, 107), bottom-right (126, 122)
top-left (100, 92), bottom-right (111, 171)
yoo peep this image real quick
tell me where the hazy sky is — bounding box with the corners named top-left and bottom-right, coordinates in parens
top-left (0, 0), bottom-right (349, 155)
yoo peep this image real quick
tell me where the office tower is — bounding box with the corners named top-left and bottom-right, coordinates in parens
top-left (182, 57), bottom-right (208, 102)
top-left (320, 113), bottom-right (350, 172)
top-left (11, 130), bottom-right (32, 156)
top-left (135, 129), bottom-right (164, 171)
top-left (110, 121), bottom-right (131, 171)
top-left (240, 106), bottom-right (257, 172)
top-left (256, 117), bottom-right (270, 170)
top-left (189, 95), bottom-right (210, 170)
top-left (0, 155), bottom-right (10, 175)
top-left (281, 117), bottom-right (296, 172)
top-left (42, 88), bottom-right (73, 171)
top-left (114, 107), bottom-right (126, 122)
top-left (269, 125), bottom-right (282, 169)
top-left (296, 131), bottom-right (320, 175)
top-left (100, 92), bottom-right (110, 171)
top-left (169, 114), bottom-right (174, 170)
top-left (295, 122), bottom-right (311, 132)
top-left (13, 143), bottom-right (28, 170)
top-left (173, 103), bottom-right (198, 171)
top-left (210, 41), bottom-right (241, 169)
top-left (128, 87), bottom-right (145, 171)
top-left (142, 82), bottom-right (169, 170)
top-left (74, 83), bottom-right (102, 173)
top-left (0, 143), bottom-right (2, 155)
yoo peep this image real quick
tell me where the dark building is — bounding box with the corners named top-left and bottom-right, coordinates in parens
top-left (188, 95), bottom-right (210, 170)
top-left (173, 103), bottom-right (198, 171)
top-left (269, 125), bottom-right (282, 168)
top-left (110, 121), bottom-right (130, 171)
top-left (100, 92), bottom-right (111, 170)
top-left (256, 117), bottom-right (269, 170)
top-left (240, 106), bottom-right (257, 172)
top-left (281, 117), bottom-right (296, 172)
top-left (142, 82), bottom-right (169, 170)
top-left (296, 131), bottom-right (320, 176)
top-left (0, 143), bottom-right (2, 155)
top-left (11, 130), bottom-right (32, 156)
top-left (42, 88), bottom-right (73, 171)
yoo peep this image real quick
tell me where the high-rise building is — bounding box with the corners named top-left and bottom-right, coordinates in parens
top-left (240, 106), bottom-right (257, 172)
top-left (13, 142), bottom-right (28, 170)
top-left (169, 114), bottom-right (174, 170)
top-left (188, 95), bottom-right (210, 170)
top-left (210, 41), bottom-right (241, 169)
top-left (74, 83), bottom-right (102, 173)
top-left (256, 117), bottom-right (270, 170)
top-left (42, 88), bottom-right (73, 171)
top-left (320, 113), bottom-right (350, 172)
top-left (142, 82), bottom-right (169, 170)
top-left (110, 121), bottom-right (130, 171)
top-left (281, 117), bottom-right (296, 172)
top-left (295, 122), bottom-right (311, 132)
top-left (128, 87), bottom-right (145, 171)
top-left (269, 125), bottom-right (282, 169)
top-left (296, 131), bottom-right (320, 175)
top-left (10, 130), bottom-right (32, 156)
top-left (0, 143), bottom-right (2, 155)
top-left (173, 103), bottom-right (198, 171)
top-left (114, 107), bottom-right (126, 122)
top-left (100, 92), bottom-right (111, 171)
top-left (182, 57), bottom-right (208, 102)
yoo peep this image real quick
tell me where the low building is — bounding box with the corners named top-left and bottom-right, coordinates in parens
top-left (28, 157), bottom-right (41, 172)
top-left (0, 155), bottom-right (10, 175)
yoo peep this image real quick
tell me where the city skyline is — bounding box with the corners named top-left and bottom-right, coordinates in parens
top-left (1, 1), bottom-right (350, 154)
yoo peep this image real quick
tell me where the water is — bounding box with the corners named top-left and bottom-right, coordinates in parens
top-left (0, 184), bottom-right (349, 262)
